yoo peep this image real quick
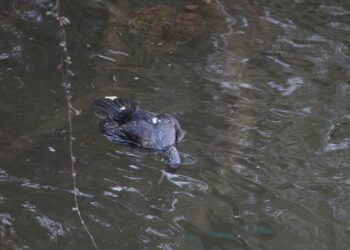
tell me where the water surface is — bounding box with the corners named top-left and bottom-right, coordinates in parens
top-left (1, 0), bottom-right (350, 249)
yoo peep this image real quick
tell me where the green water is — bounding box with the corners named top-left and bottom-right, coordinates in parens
top-left (1, 0), bottom-right (350, 249)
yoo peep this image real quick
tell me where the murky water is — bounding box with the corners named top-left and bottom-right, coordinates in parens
top-left (1, 0), bottom-right (350, 249)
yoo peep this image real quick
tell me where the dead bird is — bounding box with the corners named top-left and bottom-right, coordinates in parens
top-left (93, 96), bottom-right (186, 168)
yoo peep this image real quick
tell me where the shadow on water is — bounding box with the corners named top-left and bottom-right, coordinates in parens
top-left (1, 0), bottom-right (350, 249)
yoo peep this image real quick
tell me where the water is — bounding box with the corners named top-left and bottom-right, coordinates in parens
top-left (1, 0), bottom-right (350, 249)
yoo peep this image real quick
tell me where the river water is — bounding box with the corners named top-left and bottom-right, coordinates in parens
top-left (1, 0), bottom-right (350, 249)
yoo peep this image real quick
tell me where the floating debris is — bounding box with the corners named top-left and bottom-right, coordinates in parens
top-left (108, 49), bottom-right (129, 56)
top-left (95, 54), bottom-right (116, 63)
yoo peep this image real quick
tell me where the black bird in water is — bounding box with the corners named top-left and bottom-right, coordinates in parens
top-left (93, 97), bottom-right (186, 168)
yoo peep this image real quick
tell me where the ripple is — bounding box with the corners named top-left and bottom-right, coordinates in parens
top-left (0, 168), bottom-right (56, 191)
top-left (22, 202), bottom-right (37, 213)
top-left (276, 37), bottom-right (314, 49)
top-left (164, 173), bottom-right (208, 192)
top-left (327, 22), bottom-right (350, 32)
top-left (16, 9), bottom-right (43, 24)
top-left (316, 5), bottom-right (350, 16)
top-left (267, 76), bottom-right (304, 96)
top-left (67, 189), bottom-right (94, 198)
top-left (322, 116), bottom-right (350, 152)
top-left (110, 185), bottom-right (148, 201)
top-left (324, 141), bottom-right (350, 152)
top-left (103, 191), bottom-right (119, 198)
top-left (260, 16), bottom-right (297, 30)
top-left (0, 213), bottom-right (13, 226)
top-left (266, 55), bottom-right (291, 69)
top-left (0, 21), bottom-right (23, 69)
top-left (180, 153), bottom-right (198, 165)
top-left (36, 215), bottom-right (64, 241)
top-left (195, 51), bottom-right (243, 83)
top-left (145, 227), bottom-right (169, 238)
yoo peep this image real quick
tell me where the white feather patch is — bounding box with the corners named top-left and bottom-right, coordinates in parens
top-left (48, 146), bottom-right (56, 152)
top-left (120, 106), bottom-right (126, 111)
top-left (152, 117), bottom-right (158, 124)
top-left (105, 96), bottom-right (117, 100)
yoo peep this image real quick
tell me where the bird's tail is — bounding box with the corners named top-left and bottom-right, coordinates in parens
top-left (93, 96), bottom-right (139, 122)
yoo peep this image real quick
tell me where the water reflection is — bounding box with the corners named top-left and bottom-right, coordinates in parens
top-left (1, 0), bottom-right (350, 249)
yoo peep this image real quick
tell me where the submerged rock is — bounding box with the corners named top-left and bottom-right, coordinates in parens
top-left (126, 5), bottom-right (204, 48)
